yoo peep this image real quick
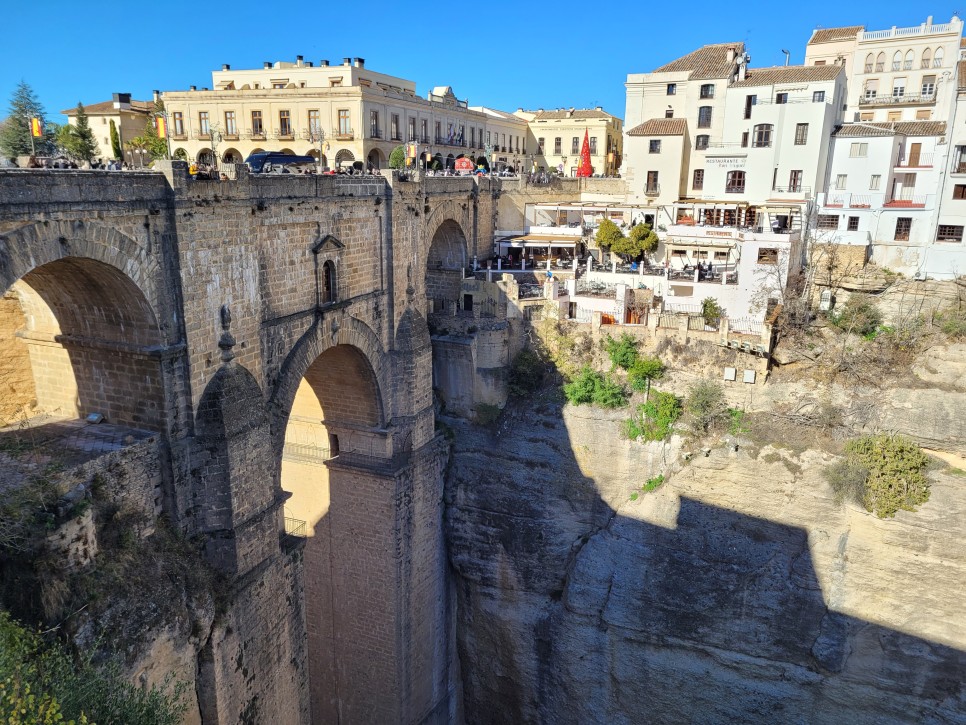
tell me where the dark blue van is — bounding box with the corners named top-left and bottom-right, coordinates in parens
top-left (245, 152), bottom-right (316, 173)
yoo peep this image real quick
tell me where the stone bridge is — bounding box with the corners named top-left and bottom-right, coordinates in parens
top-left (0, 163), bottom-right (497, 724)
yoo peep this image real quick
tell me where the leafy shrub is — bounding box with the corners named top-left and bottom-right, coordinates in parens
top-left (594, 218), bottom-right (625, 250)
top-left (643, 474), bottom-right (665, 492)
top-left (727, 408), bottom-right (750, 436)
top-left (473, 403), bottom-right (501, 426)
top-left (933, 307), bottom-right (966, 338)
top-left (563, 367), bottom-right (628, 408)
top-left (628, 357), bottom-right (664, 392)
top-left (823, 459), bottom-right (869, 506)
top-left (684, 379), bottom-right (729, 433)
top-left (508, 349), bottom-right (547, 397)
top-left (604, 333), bottom-right (639, 370)
top-left (842, 434), bottom-right (929, 518)
top-left (829, 294), bottom-right (882, 337)
top-left (701, 297), bottom-right (722, 327)
top-left (623, 391), bottom-right (681, 442)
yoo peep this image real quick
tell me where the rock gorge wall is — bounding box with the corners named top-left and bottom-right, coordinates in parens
top-left (445, 378), bottom-right (966, 723)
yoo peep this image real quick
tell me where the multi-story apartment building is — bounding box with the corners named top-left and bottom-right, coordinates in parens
top-left (804, 16), bottom-right (962, 124)
top-left (62, 93), bottom-right (153, 163)
top-left (514, 108), bottom-right (623, 176)
top-left (467, 106), bottom-right (529, 171)
top-left (161, 57), bottom-right (501, 170)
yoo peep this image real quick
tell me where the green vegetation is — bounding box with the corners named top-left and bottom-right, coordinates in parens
top-left (829, 293), bottom-right (882, 338)
top-left (684, 379), bottom-right (729, 434)
top-left (535, 318), bottom-right (595, 380)
top-left (604, 333), bottom-right (639, 370)
top-left (563, 367), bottom-right (628, 408)
top-left (622, 391), bottom-right (681, 442)
top-left (626, 223), bottom-right (660, 256)
top-left (630, 474), bottom-right (666, 500)
top-left (602, 333), bottom-right (664, 394)
top-left (473, 402), bottom-right (501, 426)
top-left (824, 434), bottom-right (930, 518)
top-left (701, 297), bottom-right (722, 327)
top-left (389, 145), bottom-right (406, 169)
top-left (628, 356), bottom-right (664, 393)
top-left (0, 81), bottom-right (57, 157)
top-left (508, 348), bottom-right (548, 397)
top-left (56, 104), bottom-right (98, 162)
top-left (108, 120), bottom-right (121, 160)
top-left (594, 218), bottom-right (625, 251)
top-left (0, 611), bottom-right (186, 725)
top-left (933, 306), bottom-right (966, 338)
top-left (727, 408), bottom-right (750, 436)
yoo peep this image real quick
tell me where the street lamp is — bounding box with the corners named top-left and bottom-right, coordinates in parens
top-left (309, 126), bottom-right (327, 172)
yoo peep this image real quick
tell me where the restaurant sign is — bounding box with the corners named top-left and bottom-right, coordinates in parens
top-left (707, 156), bottom-right (747, 169)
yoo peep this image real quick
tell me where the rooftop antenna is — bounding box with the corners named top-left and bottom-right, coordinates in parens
top-left (781, 49), bottom-right (790, 66)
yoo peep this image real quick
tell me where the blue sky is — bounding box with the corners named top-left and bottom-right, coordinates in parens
top-left (0, 1), bottom-right (952, 123)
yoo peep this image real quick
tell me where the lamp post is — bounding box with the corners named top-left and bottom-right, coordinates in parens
top-left (310, 127), bottom-right (327, 173)
top-left (136, 148), bottom-right (146, 168)
top-left (210, 128), bottom-right (222, 172)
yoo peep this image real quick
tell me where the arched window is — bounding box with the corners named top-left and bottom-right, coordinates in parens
top-left (864, 53), bottom-right (874, 72)
top-left (904, 50), bottom-right (914, 70)
top-left (892, 51), bottom-right (902, 70)
top-left (875, 52), bottom-right (885, 71)
top-left (922, 48), bottom-right (932, 69)
top-left (322, 260), bottom-right (337, 303)
top-left (725, 170), bottom-right (746, 193)
top-left (934, 47), bottom-right (945, 67)
top-left (753, 124), bottom-right (773, 148)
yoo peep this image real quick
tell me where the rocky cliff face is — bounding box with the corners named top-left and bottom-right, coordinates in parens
top-left (445, 361), bottom-right (966, 723)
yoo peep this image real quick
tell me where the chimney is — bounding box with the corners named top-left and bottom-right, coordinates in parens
top-left (221, 63), bottom-right (230, 71)
top-left (152, 89), bottom-right (160, 102)
top-left (343, 57), bottom-right (352, 66)
top-left (727, 47), bottom-right (736, 63)
top-left (263, 61), bottom-right (271, 69)
top-left (112, 92), bottom-right (132, 109)
top-left (320, 59), bottom-right (329, 66)
top-left (306, 61), bottom-right (314, 67)
top-left (354, 57), bottom-right (365, 67)
top-left (189, 85), bottom-right (196, 92)
top-left (595, 105), bottom-right (602, 111)
top-left (296, 55), bottom-right (304, 65)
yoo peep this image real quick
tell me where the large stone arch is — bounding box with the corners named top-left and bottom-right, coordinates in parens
top-left (423, 215), bottom-right (469, 313)
top-left (0, 219), bottom-right (163, 329)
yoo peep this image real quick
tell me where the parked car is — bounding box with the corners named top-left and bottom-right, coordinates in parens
top-left (245, 152), bottom-right (316, 173)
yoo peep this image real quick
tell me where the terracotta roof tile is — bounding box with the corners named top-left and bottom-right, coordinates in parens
top-left (627, 118), bottom-right (688, 136)
top-left (653, 42), bottom-right (743, 81)
top-left (730, 65), bottom-right (842, 88)
top-left (832, 121), bottom-right (947, 137)
top-left (61, 99), bottom-right (153, 116)
top-left (530, 108), bottom-right (621, 121)
top-left (807, 26), bottom-right (863, 44)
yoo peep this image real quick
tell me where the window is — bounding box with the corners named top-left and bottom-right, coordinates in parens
top-left (794, 123), bottom-right (808, 145)
top-left (870, 174), bottom-right (881, 190)
top-left (224, 111), bottom-right (236, 136)
top-left (938, 225), bottom-right (964, 242)
top-left (693, 169), bottom-right (704, 190)
top-left (198, 111), bottom-right (209, 135)
top-left (537, 137), bottom-right (544, 153)
top-left (391, 113), bottom-right (400, 140)
top-left (741, 131), bottom-right (749, 148)
top-left (667, 83), bottom-right (676, 95)
top-left (894, 217), bottom-right (912, 241)
top-left (725, 170), bottom-right (745, 193)
top-left (892, 78), bottom-right (906, 97)
top-left (835, 174), bottom-right (847, 189)
top-left (744, 94), bottom-right (756, 119)
top-left (887, 111), bottom-right (901, 122)
top-left (847, 216), bottom-right (859, 231)
top-left (817, 215), bottom-right (839, 230)
top-left (421, 119), bottom-right (428, 142)
top-left (308, 110), bottom-right (320, 137)
top-left (322, 260), bottom-right (337, 303)
top-left (864, 79), bottom-right (879, 99)
top-left (922, 75), bottom-right (936, 96)
top-left (470, 126), bottom-right (475, 147)
top-left (935, 48), bottom-right (945, 67)
top-left (892, 51), bottom-right (902, 71)
top-left (752, 124), bottom-right (772, 147)
top-left (859, 112), bottom-right (873, 121)
top-left (369, 110), bottom-right (379, 138)
top-left (776, 92), bottom-right (788, 104)
top-left (695, 135), bottom-right (709, 150)
top-left (875, 52), bottom-right (885, 72)
top-left (272, 82), bottom-right (285, 89)
top-left (590, 137), bottom-right (597, 155)
top-left (757, 248), bottom-right (778, 264)
top-left (571, 136), bottom-right (580, 154)
top-left (849, 143), bottom-right (868, 158)
top-left (338, 109), bottom-right (350, 135)
top-left (922, 48), bottom-right (932, 68)
top-left (251, 110), bottom-right (263, 136)
top-left (954, 184), bottom-right (966, 199)
top-left (279, 110), bottom-right (291, 137)
top-left (665, 108), bottom-right (674, 118)
top-left (864, 53), bottom-right (874, 73)
top-left (435, 121), bottom-right (441, 142)
top-left (408, 117), bottom-right (416, 141)
top-left (812, 90), bottom-right (825, 103)
top-left (172, 111), bottom-right (184, 136)
top-left (486, 130), bottom-right (491, 144)
top-left (788, 170), bottom-right (803, 192)
top-left (700, 83), bottom-right (715, 99)
top-left (649, 139), bottom-right (661, 153)
top-left (916, 110), bottom-right (931, 120)
top-left (554, 137), bottom-right (561, 154)
top-left (645, 171), bottom-right (659, 194)
top-left (904, 50), bottom-right (914, 70)
top-left (697, 106), bottom-right (712, 128)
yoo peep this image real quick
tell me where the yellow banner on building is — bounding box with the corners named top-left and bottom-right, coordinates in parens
top-left (30, 118), bottom-right (43, 137)
top-left (155, 116), bottom-right (167, 139)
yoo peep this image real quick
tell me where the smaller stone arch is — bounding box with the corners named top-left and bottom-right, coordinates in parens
top-left (335, 149), bottom-right (355, 168)
top-left (445, 153), bottom-right (455, 168)
top-left (222, 147), bottom-right (242, 163)
top-left (250, 147), bottom-right (265, 155)
top-left (322, 260), bottom-right (337, 303)
top-left (366, 148), bottom-right (384, 169)
top-left (280, 147), bottom-right (295, 155)
top-left (307, 149), bottom-right (328, 167)
top-left (172, 147), bottom-right (188, 161)
top-left (197, 148), bottom-right (214, 165)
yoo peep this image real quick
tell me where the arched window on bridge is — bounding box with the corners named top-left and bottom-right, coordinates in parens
top-left (322, 260), bottom-right (337, 304)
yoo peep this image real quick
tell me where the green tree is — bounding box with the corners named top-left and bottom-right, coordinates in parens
top-left (612, 223), bottom-right (659, 259)
top-left (685, 379), bottom-right (729, 433)
top-left (836, 435), bottom-right (930, 518)
top-left (594, 218), bottom-right (625, 251)
top-left (701, 297), bottom-right (722, 327)
top-left (389, 145), bottom-right (406, 169)
top-left (57, 103), bottom-right (98, 162)
top-left (604, 333), bottom-right (639, 370)
top-left (628, 356), bottom-right (664, 394)
top-left (0, 81), bottom-right (56, 157)
top-left (109, 119), bottom-right (121, 159)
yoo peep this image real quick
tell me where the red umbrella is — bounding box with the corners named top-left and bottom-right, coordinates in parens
top-left (454, 157), bottom-right (475, 171)
top-left (576, 129), bottom-right (593, 178)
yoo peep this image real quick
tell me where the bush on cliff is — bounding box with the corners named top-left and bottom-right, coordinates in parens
top-left (564, 367), bottom-right (628, 408)
top-left (622, 391), bottom-right (681, 442)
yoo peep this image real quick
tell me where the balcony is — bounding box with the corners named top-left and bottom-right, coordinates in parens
top-left (858, 92), bottom-right (936, 107)
top-left (884, 195), bottom-right (926, 208)
top-left (860, 21), bottom-right (957, 41)
top-left (644, 183), bottom-right (661, 196)
top-left (725, 184), bottom-right (745, 194)
top-left (333, 129), bottom-right (354, 141)
top-left (954, 162), bottom-right (966, 174)
top-left (771, 185), bottom-right (812, 197)
top-left (895, 153), bottom-right (933, 168)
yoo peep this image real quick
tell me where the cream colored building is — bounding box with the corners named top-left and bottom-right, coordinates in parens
top-left (62, 93), bottom-right (153, 163)
top-left (514, 108), bottom-right (623, 176)
top-left (804, 16), bottom-right (963, 123)
top-left (162, 57), bottom-right (504, 170)
top-left (468, 106), bottom-right (529, 171)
